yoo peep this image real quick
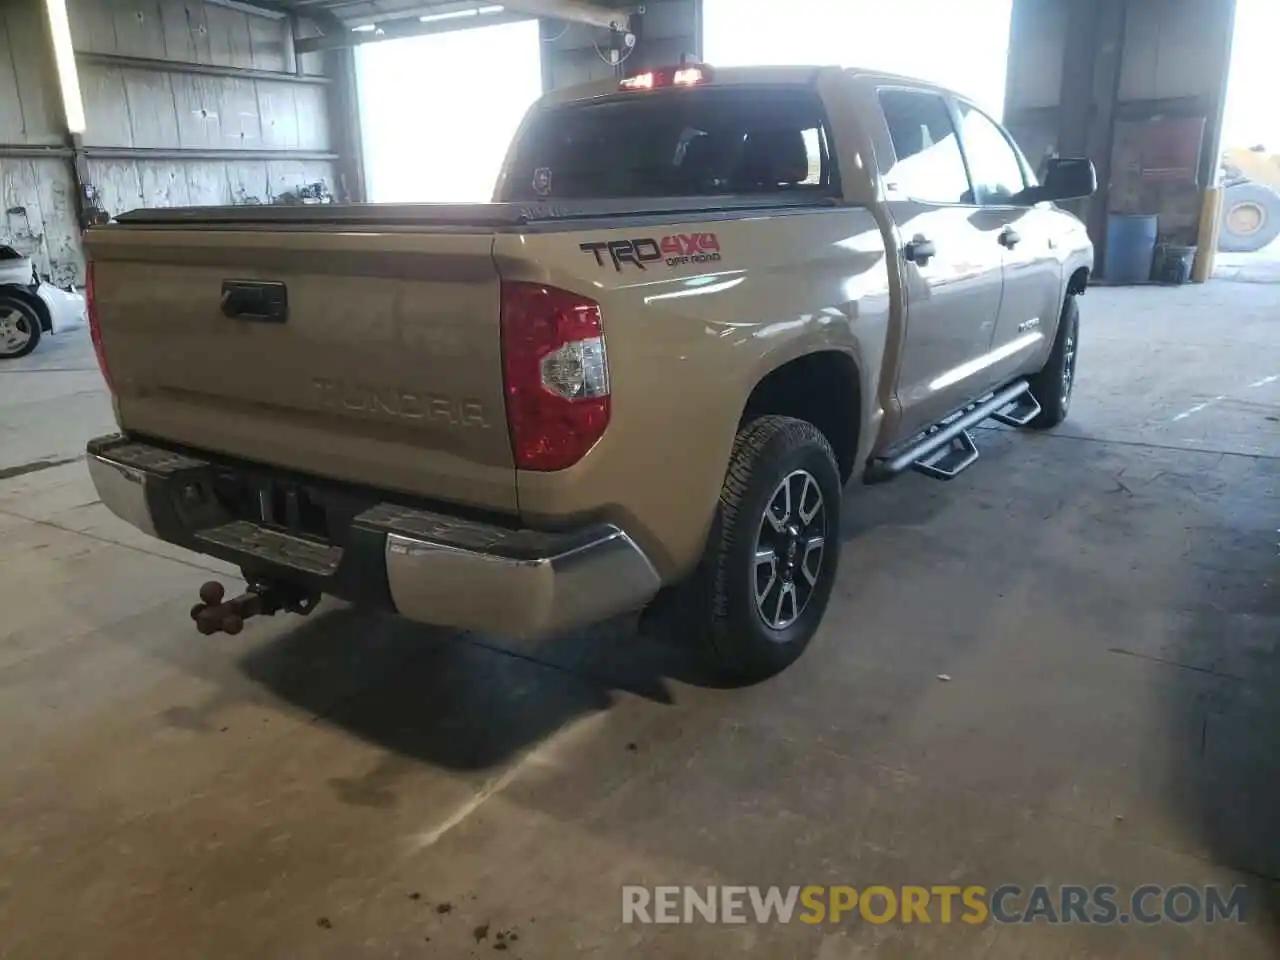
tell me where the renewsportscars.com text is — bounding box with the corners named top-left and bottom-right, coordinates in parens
top-left (622, 884), bottom-right (1249, 926)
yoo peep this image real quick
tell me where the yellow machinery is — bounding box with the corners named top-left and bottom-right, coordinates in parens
top-left (1218, 146), bottom-right (1280, 253)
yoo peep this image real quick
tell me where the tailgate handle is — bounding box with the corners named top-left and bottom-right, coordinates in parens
top-left (221, 280), bottom-right (288, 323)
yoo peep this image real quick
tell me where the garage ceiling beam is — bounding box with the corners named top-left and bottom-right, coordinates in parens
top-left (503, 0), bottom-right (631, 31)
top-left (294, 0), bottom-right (631, 51)
top-left (295, 9), bottom-right (536, 51)
top-left (204, 0), bottom-right (289, 18)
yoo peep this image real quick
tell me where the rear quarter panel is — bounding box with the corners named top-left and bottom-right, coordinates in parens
top-left (499, 207), bottom-right (892, 578)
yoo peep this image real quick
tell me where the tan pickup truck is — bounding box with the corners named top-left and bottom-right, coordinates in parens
top-left (84, 63), bottom-right (1095, 682)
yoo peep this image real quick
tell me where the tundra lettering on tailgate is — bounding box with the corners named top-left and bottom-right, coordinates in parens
top-left (312, 378), bottom-right (490, 429)
top-left (580, 233), bottom-right (722, 271)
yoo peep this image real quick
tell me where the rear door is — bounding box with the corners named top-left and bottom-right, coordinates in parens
top-left (877, 87), bottom-right (1005, 441)
top-left (952, 99), bottom-right (1063, 384)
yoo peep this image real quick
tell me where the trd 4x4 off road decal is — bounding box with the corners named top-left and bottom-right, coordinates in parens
top-left (580, 233), bottom-right (722, 271)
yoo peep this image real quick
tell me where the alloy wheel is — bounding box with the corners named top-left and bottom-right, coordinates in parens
top-left (0, 307), bottom-right (34, 357)
top-left (753, 469), bottom-right (827, 633)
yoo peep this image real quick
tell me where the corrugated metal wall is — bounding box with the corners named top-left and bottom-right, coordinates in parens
top-left (0, 1), bottom-right (80, 286)
top-left (0, 0), bottom-right (342, 286)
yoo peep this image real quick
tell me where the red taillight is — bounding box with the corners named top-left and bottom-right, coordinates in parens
top-left (500, 281), bottom-right (610, 472)
top-left (85, 260), bottom-right (113, 391)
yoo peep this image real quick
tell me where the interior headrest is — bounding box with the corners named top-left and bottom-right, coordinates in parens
top-left (735, 129), bottom-right (811, 188)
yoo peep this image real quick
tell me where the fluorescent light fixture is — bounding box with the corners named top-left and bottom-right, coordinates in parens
top-left (352, 23), bottom-right (378, 32)
top-left (420, 4), bottom-right (505, 23)
top-left (43, 0), bottom-right (85, 134)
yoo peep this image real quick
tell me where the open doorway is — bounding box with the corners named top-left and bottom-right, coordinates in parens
top-left (1215, 0), bottom-right (1280, 280)
top-left (356, 20), bottom-right (543, 203)
top-left (701, 0), bottom-right (1013, 116)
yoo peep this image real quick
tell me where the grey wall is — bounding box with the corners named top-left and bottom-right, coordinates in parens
top-left (1004, 0), bottom-right (1237, 258)
top-left (0, 0), bottom-right (346, 286)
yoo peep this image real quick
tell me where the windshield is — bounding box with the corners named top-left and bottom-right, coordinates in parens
top-left (499, 85), bottom-right (837, 201)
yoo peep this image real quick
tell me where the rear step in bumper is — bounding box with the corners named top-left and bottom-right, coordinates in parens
top-left (86, 435), bottom-right (661, 640)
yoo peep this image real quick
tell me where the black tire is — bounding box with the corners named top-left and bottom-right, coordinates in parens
top-left (0, 292), bottom-right (42, 359)
top-left (689, 415), bottom-right (843, 683)
top-left (1218, 182), bottom-right (1280, 254)
top-left (1025, 295), bottom-right (1079, 430)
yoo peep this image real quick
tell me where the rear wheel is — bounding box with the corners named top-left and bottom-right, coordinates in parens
top-left (688, 415), bottom-right (842, 683)
top-left (1025, 295), bottom-right (1079, 430)
top-left (0, 293), bottom-right (41, 359)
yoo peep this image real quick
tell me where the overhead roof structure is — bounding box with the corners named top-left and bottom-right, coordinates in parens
top-left (245, 0), bottom-right (633, 50)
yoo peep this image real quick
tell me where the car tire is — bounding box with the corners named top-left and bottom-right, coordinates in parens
top-left (1025, 295), bottom-right (1079, 430)
top-left (688, 415), bottom-right (843, 684)
top-left (0, 291), bottom-right (42, 359)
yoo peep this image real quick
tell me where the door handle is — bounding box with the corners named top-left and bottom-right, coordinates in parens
top-left (999, 227), bottom-right (1021, 249)
top-left (904, 236), bottom-right (937, 265)
top-left (221, 280), bottom-right (288, 323)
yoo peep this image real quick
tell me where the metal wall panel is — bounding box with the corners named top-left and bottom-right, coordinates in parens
top-left (1004, 0), bottom-right (1066, 112)
top-left (1118, 0), bottom-right (1233, 102)
top-left (0, 1), bottom-right (62, 145)
top-left (79, 63), bottom-right (331, 152)
top-left (69, 0), bottom-right (291, 72)
top-left (0, 158), bottom-right (82, 286)
top-left (85, 157), bottom-right (336, 215)
top-left (2, 1), bottom-right (345, 285)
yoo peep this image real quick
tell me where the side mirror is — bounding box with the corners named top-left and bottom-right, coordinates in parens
top-left (1040, 157), bottom-right (1097, 202)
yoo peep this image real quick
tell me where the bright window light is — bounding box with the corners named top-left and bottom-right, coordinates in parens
top-left (43, 0), bottom-right (86, 134)
top-left (702, 0), bottom-right (1013, 116)
top-left (1222, 0), bottom-right (1280, 151)
top-left (356, 19), bottom-right (541, 202)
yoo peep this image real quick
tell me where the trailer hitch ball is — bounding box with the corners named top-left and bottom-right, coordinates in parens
top-left (191, 579), bottom-right (319, 637)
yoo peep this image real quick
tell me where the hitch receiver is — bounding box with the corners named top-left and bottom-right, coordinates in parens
top-left (191, 580), bottom-right (320, 636)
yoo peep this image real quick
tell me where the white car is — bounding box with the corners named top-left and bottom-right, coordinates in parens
top-left (0, 246), bottom-right (87, 359)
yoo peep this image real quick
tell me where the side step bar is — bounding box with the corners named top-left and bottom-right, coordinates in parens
top-left (990, 391), bottom-right (1042, 427)
top-left (865, 380), bottom-right (1031, 484)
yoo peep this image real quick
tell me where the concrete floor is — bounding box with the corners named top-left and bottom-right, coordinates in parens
top-left (1, 279), bottom-right (1277, 959)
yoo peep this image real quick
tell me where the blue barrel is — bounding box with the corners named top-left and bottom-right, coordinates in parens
top-left (1104, 214), bottom-right (1158, 284)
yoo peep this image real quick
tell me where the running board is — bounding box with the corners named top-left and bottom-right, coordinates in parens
top-left (990, 391), bottom-right (1042, 427)
top-left (913, 430), bottom-right (979, 480)
top-left (865, 380), bottom-right (1031, 484)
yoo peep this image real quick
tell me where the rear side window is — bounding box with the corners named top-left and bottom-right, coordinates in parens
top-left (877, 89), bottom-right (971, 205)
top-left (500, 86), bottom-right (837, 201)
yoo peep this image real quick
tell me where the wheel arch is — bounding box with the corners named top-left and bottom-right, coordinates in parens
top-left (0, 285), bottom-right (52, 332)
top-left (1067, 265), bottom-right (1090, 297)
top-left (739, 349), bottom-right (863, 484)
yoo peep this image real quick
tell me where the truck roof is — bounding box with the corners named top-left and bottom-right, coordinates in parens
top-left (539, 63), bottom-right (949, 108)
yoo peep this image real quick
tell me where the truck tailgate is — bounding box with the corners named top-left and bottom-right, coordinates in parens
top-left (85, 226), bottom-right (516, 512)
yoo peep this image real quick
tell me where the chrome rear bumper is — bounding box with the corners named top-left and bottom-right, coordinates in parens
top-left (87, 435), bottom-right (661, 639)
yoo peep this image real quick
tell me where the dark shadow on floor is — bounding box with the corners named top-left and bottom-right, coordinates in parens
top-left (228, 597), bottom-right (752, 781)
top-left (1157, 450), bottom-right (1280, 934)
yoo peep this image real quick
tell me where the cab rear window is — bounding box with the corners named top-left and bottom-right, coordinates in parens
top-left (500, 86), bottom-right (837, 201)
